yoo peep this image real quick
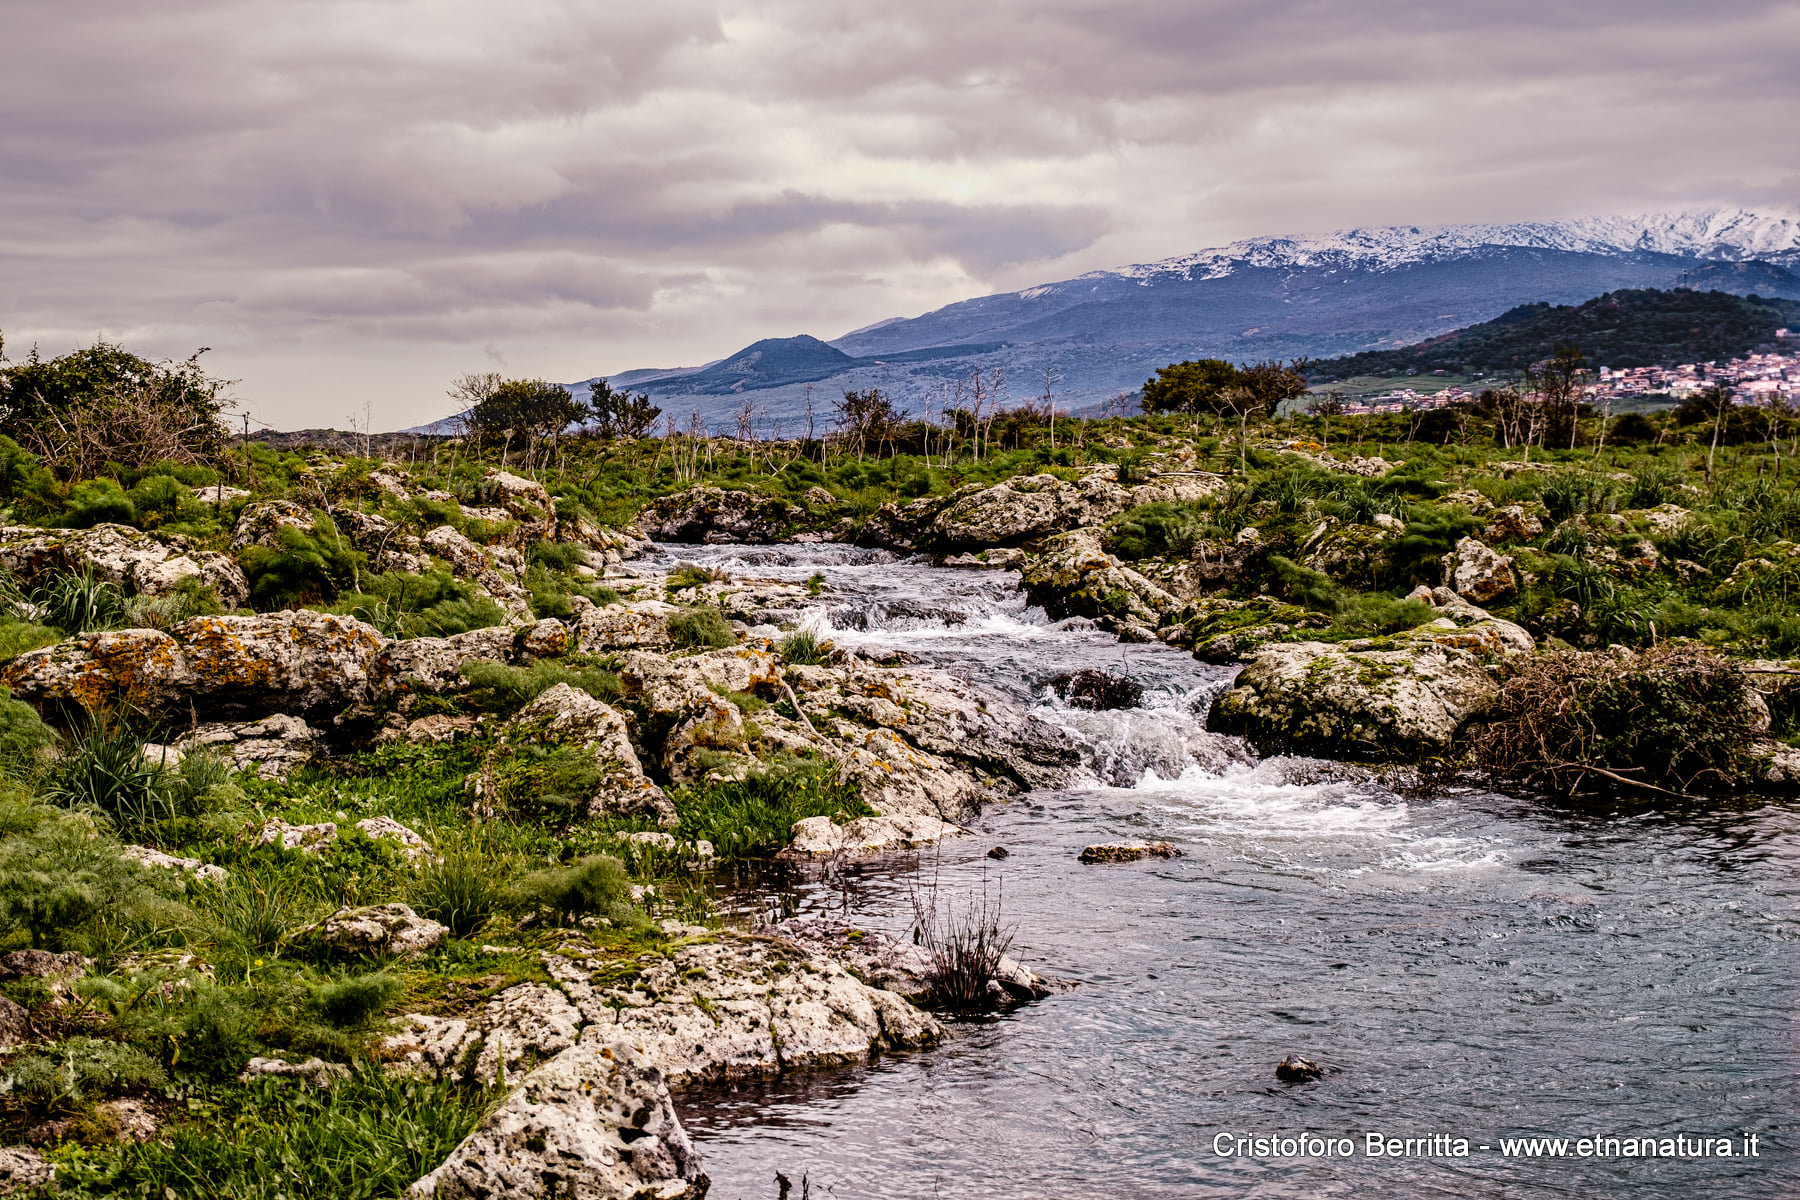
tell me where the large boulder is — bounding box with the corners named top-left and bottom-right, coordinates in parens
top-left (1207, 588), bottom-right (1532, 761)
top-left (638, 486), bottom-right (804, 543)
top-left (229, 500), bottom-right (314, 551)
top-left (928, 471), bottom-right (1130, 549)
top-left (1441, 536), bottom-right (1518, 606)
top-left (406, 1041), bottom-right (706, 1200)
top-left (0, 610), bottom-right (385, 716)
top-left (1208, 639), bottom-right (1499, 760)
top-left (0, 523), bottom-right (248, 607)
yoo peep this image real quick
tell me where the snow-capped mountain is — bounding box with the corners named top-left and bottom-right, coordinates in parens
top-left (1104, 208), bottom-right (1800, 283)
top-left (587, 207), bottom-right (1800, 427)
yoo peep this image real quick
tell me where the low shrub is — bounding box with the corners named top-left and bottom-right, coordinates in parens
top-left (34, 567), bottom-right (127, 633)
top-left (778, 630), bottom-right (826, 665)
top-left (3, 1037), bottom-right (167, 1109)
top-left (411, 846), bottom-right (509, 939)
top-left (0, 688), bottom-right (57, 774)
top-left (513, 853), bottom-right (640, 926)
top-left (1466, 646), bottom-right (1759, 797)
top-left (41, 723), bottom-right (171, 839)
top-left (668, 607), bottom-right (734, 649)
top-left (312, 972), bottom-right (403, 1027)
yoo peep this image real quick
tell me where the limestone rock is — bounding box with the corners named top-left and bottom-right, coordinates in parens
top-left (0, 997), bottom-right (30, 1049)
top-left (781, 813), bottom-right (963, 859)
top-left (1078, 841), bottom-right (1183, 863)
top-left (1482, 505), bottom-right (1544, 544)
top-left (406, 1041), bottom-right (706, 1200)
top-left (315, 904), bottom-right (447, 959)
top-left (369, 625), bottom-right (518, 697)
top-left (240, 1056), bottom-right (351, 1087)
top-left (251, 818), bottom-right (340, 854)
top-left (928, 471), bottom-right (1130, 550)
top-left (510, 684), bottom-right (673, 823)
top-left (1, 610), bottom-right (384, 717)
top-left (355, 817), bottom-right (437, 863)
top-left (177, 713), bottom-right (322, 778)
top-left (229, 500), bottom-right (315, 550)
top-left (1300, 518), bottom-right (1401, 590)
top-left (1441, 537), bottom-right (1518, 606)
top-left (0, 522), bottom-right (248, 607)
top-left (122, 845), bottom-right (228, 883)
top-left (0, 1147), bottom-right (54, 1194)
top-left (570, 600), bottom-right (679, 653)
top-left (1020, 527), bottom-right (1181, 630)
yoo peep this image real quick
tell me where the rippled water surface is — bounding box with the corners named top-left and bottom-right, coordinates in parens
top-left (649, 545), bottom-right (1800, 1199)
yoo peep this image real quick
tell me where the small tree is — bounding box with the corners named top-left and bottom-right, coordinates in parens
top-left (1141, 358), bottom-right (1239, 428)
top-left (586, 378), bottom-right (661, 440)
top-left (466, 378), bottom-right (589, 469)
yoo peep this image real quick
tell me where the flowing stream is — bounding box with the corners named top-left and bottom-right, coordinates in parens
top-left (649, 544), bottom-right (1800, 1199)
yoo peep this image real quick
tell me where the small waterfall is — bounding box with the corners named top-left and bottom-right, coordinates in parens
top-left (1030, 683), bottom-right (1254, 788)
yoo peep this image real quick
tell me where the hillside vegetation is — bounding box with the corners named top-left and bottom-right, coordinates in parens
top-left (1310, 289), bottom-right (1800, 381)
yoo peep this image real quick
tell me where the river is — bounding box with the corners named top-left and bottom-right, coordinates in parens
top-left (649, 544), bottom-right (1800, 1199)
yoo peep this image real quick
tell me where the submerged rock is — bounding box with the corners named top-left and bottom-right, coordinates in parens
top-left (781, 813), bottom-right (963, 859)
top-left (407, 1041), bottom-right (707, 1200)
top-left (1046, 669), bottom-right (1143, 711)
top-left (1078, 841), bottom-right (1183, 863)
top-left (1276, 1055), bottom-right (1324, 1083)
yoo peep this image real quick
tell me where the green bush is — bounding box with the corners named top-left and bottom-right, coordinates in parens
top-left (41, 723), bottom-right (172, 839)
top-left (62, 479), bottom-right (136, 528)
top-left (458, 659), bottom-right (622, 712)
top-left (1627, 462), bottom-right (1684, 508)
top-left (528, 542), bottom-right (586, 571)
top-left (1106, 501), bottom-right (1209, 561)
top-left (514, 853), bottom-right (639, 926)
top-left (668, 606), bottom-right (734, 649)
top-left (0, 688), bottom-right (57, 773)
top-left (0, 812), bottom-right (179, 951)
top-left (33, 567), bottom-right (127, 633)
top-left (238, 519), bottom-right (366, 610)
top-left (411, 846), bottom-right (509, 939)
top-left (177, 987), bottom-right (261, 1079)
top-left (312, 972), bottom-right (403, 1027)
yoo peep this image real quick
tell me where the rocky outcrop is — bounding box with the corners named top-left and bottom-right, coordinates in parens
top-left (313, 904), bottom-right (447, 959)
top-left (240, 1056), bottom-right (351, 1088)
top-left (370, 624), bottom-right (540, 697)
top-left (569, 600), bottom-right (679, 654)
top-left (0, 1147), bottom-right (55, 1194)
top-left (0, 522), bottom-right (248, 606)
top-left (764, 917), bottom-right (1063, 1004)
top-left (0, 610), bottom-right (384, 716)
top-left (638, 486), bottom-right (805, 544)
top-left (1300, 517), bottom-right (1402, 591)
top-left (860, 469), bottom-right (1225, 553)
top-left (230, 501), bottom-right (314, 551)
top-left (176, 713), bottom-right (323, 778)
top-left (387, 933), bottom-right (942, 1092)
top-left (407, 1042), bottom-right (706, 1200)
top-left (1019, 527), bottom-right (1180, 638)
top-left (1207, 593), bottom-right (1532, 761)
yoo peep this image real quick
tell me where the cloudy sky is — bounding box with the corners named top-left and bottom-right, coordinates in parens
top-left (4, 0), bottom-right (1797, 429)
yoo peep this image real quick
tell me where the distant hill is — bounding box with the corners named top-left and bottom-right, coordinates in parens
top-left (1308, 288), bottom-right (1800, 382)
top-left (549, 207), bottom-right (1800, 430)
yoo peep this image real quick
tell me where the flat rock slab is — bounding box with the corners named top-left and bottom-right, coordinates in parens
top-left (1078, 841), bottom-right (1183, 864)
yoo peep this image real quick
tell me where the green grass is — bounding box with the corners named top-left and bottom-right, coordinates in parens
top-left (673, 760), bottom-right (871, 859)
top-left (49, 1068), bottom-right (492, 1200)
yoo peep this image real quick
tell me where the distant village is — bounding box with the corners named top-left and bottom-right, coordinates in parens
top-left (1329, 329), bottom-right (1798, 415)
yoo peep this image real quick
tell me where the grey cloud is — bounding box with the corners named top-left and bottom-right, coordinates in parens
top-left (1, 0), bottom-right (1796, 428)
